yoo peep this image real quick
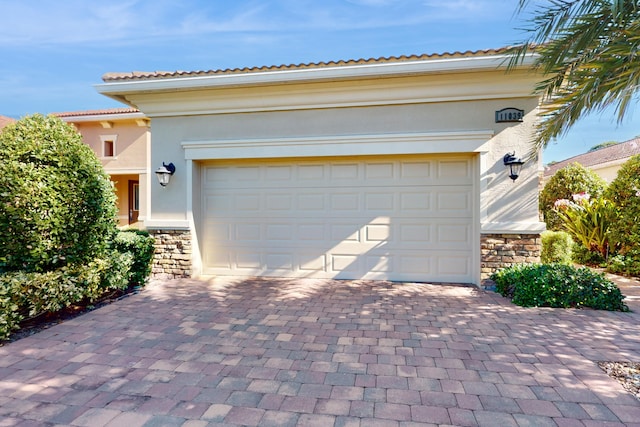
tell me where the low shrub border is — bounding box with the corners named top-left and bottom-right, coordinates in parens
top-left (0, 230), bottom-right (155, 341)
top-left (491, 263), bottom-right (629, 311)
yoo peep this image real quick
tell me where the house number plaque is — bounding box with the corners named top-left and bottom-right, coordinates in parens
top-left (495, 108), bottom-right (524, 123)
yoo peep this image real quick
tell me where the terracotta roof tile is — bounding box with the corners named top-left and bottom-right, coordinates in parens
top-left (53, 107), bottom-right (140, 117)
top-left (0, 115), bottom-right (16, 129)
top-left (544, 137), bottom-right (640, 176)
top-left (102, 48), bottom-right (512, 82)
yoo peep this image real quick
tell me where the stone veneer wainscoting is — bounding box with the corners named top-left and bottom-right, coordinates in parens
top-left (147, 229), bottom-right (192, 279)
top-left (481, 233), bottom-right (541, 284)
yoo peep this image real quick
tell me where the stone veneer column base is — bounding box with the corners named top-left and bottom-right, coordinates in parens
top-left (481, 233), bottom-right (541, 282)
top-left (147, 229), bottom-right (192, 279)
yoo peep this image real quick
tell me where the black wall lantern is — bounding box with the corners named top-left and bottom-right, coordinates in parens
top-left (155, 162), bottom-right (176, 187)
top-left (503, 152), bottom-right (524, 182)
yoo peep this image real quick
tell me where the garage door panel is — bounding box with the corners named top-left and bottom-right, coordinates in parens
top-left (435, 190), bottom-right (472, 216)
top-left (201, 155), bottom-right (474, 282)
top-left (366, 255), bottom-right (394, 273)
top-left (234, 193), bottom-right (261, 211)
top-left (265, 253), bottom-right (294, 270)
top-left (330, 193), bottom-right (360, 211)
top-left (365, 162), bottom-right (395, 179)
top-left (365, 193), bottom-right (395, 210)
top-left (298, 193), bottom-right (326, 210)
top-left (236, 252), bottom-right (262, 269)
top-left (365, 224), bottom-right (392, 242)
top-left (400, 161), bottom-right (431, 178)
top-left (266, 224), bottom-right (293, 240)
top-left (298, 224), bottom-right (326, 240)
top-left (265, 193), bottom-right (293, 211)
top-left (331, 224), bottom-right (361, 242)
top-left (298, 253), bottom-right (328, 272)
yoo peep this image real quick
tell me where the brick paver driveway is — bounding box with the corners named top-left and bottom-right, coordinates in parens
top-left (1, 277), bottom-right (639, 426)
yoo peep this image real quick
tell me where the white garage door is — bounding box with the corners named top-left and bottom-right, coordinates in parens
top-left (201, 155), bottom-right (475, 283)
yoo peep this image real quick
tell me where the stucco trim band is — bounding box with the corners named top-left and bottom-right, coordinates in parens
top-left (182, 130), bottom-right (494, 161)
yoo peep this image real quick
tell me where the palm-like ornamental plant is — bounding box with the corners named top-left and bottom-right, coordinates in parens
top-left (509, 0), bottom-right (640, 157)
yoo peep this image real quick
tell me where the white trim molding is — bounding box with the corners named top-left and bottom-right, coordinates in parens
top-left (99, 134), bottom-right (118, 158)
top-left (182, 131), bottom-right (494, 161)
top-left (481, 221), bottom-right (546, 234)
top-left (144, 219), bottom-right (190, 230)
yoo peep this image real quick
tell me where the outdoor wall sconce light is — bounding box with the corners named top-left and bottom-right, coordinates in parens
top-left (503, 152), bottom-right (524, 182)
top-left (155, 162), bottom-right (176, 187)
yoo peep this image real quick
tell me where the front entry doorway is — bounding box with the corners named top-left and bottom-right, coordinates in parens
top-left (128, 180), bottom-right (139, 224)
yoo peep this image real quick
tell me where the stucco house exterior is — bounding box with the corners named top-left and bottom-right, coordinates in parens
top-left (55, 108), bottom-right (150, 228)
top-left (544, 137), bottom-right (640, 183)
top-left (96, 48), bottom-right (546, 286)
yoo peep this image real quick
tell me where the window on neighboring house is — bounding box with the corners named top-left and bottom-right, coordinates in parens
top-left (100, 135), bottom-right (117, 158)
top-left (104, 140), bottom-right (114, 157)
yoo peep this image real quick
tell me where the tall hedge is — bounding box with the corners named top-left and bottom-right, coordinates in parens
top-left (540, 163), bottom-right (606, 230)
top-left (0, 114), bottom-right (118, 273)
top-left (605, 155), bottom-right (640, 273)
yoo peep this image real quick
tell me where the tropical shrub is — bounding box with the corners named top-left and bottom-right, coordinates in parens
top-left (605, 155), bottom-right (640, 274)
top-left (554, 194), bottom-right (618, 258)
top-left (541, 230), bottom-right (573, 264)
top-left (572, 242), bottom-right (606, 266)
top-left (0, 114), bottom-right (118, 273)
top-left (540, 163), bottom-right (606, 230)
top-left (491, 263), bottom-right (628, 311)
top-left (112, 230), bottom-right (155, 287)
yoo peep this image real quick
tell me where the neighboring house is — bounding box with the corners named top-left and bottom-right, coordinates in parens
top-left (544, 137), bottom-right (640, 183)
top-left (96, 48), bottom-right (545, 286)
top-left (55, 108), bottom-right (150, 228)
top-left (0, 115), bottom-right (16, 130)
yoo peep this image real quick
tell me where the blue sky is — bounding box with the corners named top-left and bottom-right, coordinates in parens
top-left (1, 0), bottom-right (638, 163)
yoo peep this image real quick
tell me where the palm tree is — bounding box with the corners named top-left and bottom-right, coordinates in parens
top-left (509, 0), bottom-right (640, 157)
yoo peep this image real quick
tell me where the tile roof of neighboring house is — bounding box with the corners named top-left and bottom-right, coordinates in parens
top-left (544, 137), bottom-right (640, 177)
top-left (102, 48), bottom-right (512, 82)
top-left (0, 115), bottom-right (16, 129)
top-left (53, 107), bottom-right (140, 117)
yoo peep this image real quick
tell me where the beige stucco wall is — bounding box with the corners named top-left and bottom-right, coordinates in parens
top-left (146, 96), bottom-right (542, 230)
top-left (72, 121), bottom-right (148, 171)
top-left (65, 118), bottom-right (150, 227)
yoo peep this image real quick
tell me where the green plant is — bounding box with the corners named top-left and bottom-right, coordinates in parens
top-left (554, 195), bottom-right (618, 258)
top-left (491, 263), bottom-right (628, 311)
top-left (112, 230), bottom-right (155, 287)
top-left (541, 230), bottom-right (573, 264)
top-left (0, 114), bottom-right (118, 273)
top-left (539, 163), bottom-right (606, 230)
top-left (0, 281), bottom-right (23, 341)
top-left (572, 242), bottom-right (606, 266)
top-left (0, 251), bottom-right (133, 341)
top-left (605, 155), bottom-right (640, 275)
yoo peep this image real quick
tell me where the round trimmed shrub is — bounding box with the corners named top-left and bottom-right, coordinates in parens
top-left (0, 114), bottom-right (118, 273)
top-left (540, 163), bottom-right (606, 230)
top-left (541, 230), bottom-right (573, 264)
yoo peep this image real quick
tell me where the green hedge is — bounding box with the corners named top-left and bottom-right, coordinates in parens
top-left (541, 230), bottom-right (573, 264)
top-left (0, 230), bottom-right (155, 341)
top-left (112, 230), bottom-right (155, 287)
top-left (491, 263), bottom-right (628, 311)
top-left (0, 115), bottom-right (118, 273)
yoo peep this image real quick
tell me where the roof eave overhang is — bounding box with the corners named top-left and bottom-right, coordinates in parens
top-left (58, 111), bottom-right (147, 123)
top-left (95, 53), bottom-right (537, 102)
